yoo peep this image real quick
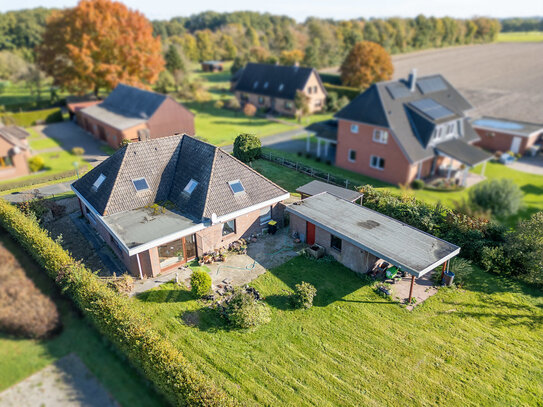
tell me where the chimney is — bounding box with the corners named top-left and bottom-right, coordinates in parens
top-left (294, 61), bottom-right (300, 67)
top-left (408, 68), bottom-right (417, 92)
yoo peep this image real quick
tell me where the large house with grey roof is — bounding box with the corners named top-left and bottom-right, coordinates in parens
top-left (233, 63), bottom-right (327, 116)
top-left (72, 135), bottom-right (289, 278)
top-left (325, 70), bottom-right (492, 186)
top-left (77, 84), bottom-right (195, 149)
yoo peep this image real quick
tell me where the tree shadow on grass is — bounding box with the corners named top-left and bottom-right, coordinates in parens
top-left (179, 307), bottom-right (234, 332)
top-left (265, 255), bottom-right (372, 308)
top-left (136, 284), bottom-right (195, 303)
top-left (521, 184), bottom-right (543, 195)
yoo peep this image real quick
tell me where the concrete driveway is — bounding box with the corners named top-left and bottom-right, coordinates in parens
top-left (36, 121), bottom-right (109, 166)
top-left (510, 156), bottom-right (543, 176)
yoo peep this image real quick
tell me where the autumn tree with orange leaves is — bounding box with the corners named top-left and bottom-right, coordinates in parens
top-left (37, 0), bottom-right (164, 96)
top-left (340, 41), bottom-right (393, 89)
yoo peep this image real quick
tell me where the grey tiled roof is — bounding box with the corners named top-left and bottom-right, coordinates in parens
top-left (73, 135), bottom-right (287, 220)
top-left (234, 63), bottom-right (325, 100)
top-left (335, 74), bottom-right (476, 163)
top-left (0, 125), bottom-right (29, 150)
top-left (79, 83), bottom-right (169, 130)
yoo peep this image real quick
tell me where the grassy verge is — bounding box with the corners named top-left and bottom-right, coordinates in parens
top-left (134, 255), bottom-right (543, 406)
top-left (1, 108), bottom-right (63, 127)
top-left (497, 31), bottom-right (543, 42)
top-left (0, 233), bottom-right (165, 406)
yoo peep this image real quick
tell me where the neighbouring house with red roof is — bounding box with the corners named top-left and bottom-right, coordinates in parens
top-left (321, 70), bottom-right (493, 186)
top-left (0, 124), bottom-right (31, 181)
top-left (72, 135), bottom-right (289, 278)
top-left (77, 84), bottom-right (195, 149)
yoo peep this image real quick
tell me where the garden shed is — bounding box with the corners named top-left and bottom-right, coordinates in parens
top-left (286, 192), bottom-right (460, 300)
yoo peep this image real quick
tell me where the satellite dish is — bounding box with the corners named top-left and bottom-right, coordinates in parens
top-left (211, 213), bottom-right (218, 224)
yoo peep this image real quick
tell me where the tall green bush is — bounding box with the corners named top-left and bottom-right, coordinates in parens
top-left (224, 288), bottom-right (271, 329)
top-left (233, 133), bottom-right (261, 163)
top-left (469, 179), bottom-right (523, 218)
top-left (190, 269), bottom-right (212, 297)
top-left (0, 199), bottom-right (235, 407)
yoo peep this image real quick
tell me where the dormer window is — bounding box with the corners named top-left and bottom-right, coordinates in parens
top-left (228, 180), bottom-right (245, 195)
top-left (253, 81), bottom-right (259, 89)
top-left (132, 177), bottom-right (149, 192)
top-left (278, 83), bottom-right (284, 91)
top-left (183, 178), bottom-right (198, 195)
top-left (92, 173), bottom-right (106, 191)
top-left (263, 82), bottom-right (269, 89)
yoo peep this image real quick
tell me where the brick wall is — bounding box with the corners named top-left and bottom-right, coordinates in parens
top-left (335, 119), bottom-right (417, 185)
top-left (474, 128), bottom-right (540, 155)
top-left (147, 98), bottom-right (195, 138)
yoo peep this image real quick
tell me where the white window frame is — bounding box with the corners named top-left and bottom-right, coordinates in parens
top-left (183, 178), bottom-right (199, 195)
top-left (260, 206), bottom-right (272, 225)
top-left (348, 149), bottom-right (356, 163)
top-left (351, 124), bottom-right (359, 134)
top-left (92, 173), bottom-right (106, 192)
top-left (372, 129), bottom-right (388, 144)
top-left (370, 155), bottom-right (385, 170)
top-left (222, 219), bottom-right (236, 236)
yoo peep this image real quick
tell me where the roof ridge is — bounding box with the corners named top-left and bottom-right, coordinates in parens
top-left (201, 146), bottom-right (219, 220)
top-left (102, 146), bottom-right (130, 215)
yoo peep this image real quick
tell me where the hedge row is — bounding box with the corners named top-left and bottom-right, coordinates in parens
top-left (0, 199), bottom-right (235, 407)
top-left (323, 83), bottom-right (361, 101)
top-left (0, 167), bottom-right (88, 193)
top-left (0, 107), bottom-right (63, 127)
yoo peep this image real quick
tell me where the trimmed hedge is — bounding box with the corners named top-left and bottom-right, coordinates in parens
top-left (0, 107), bottom-right (63, 127)
top-left (0, 199), bottom-right (235, 407)
top-left (323, 83), bottom-right (360, 101)
top-left (0, 166), bottom-right (88, 192)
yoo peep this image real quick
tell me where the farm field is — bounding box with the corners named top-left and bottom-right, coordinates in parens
top-left (497, 31), bottom-right (543, 42)
top-left (134, 255), bottom-right (543, 406)
top-left (0, 233), bottom-right (165, 407)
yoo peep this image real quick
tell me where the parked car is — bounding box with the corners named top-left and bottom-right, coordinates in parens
top-left (499, 153), bottom-right (515, 165)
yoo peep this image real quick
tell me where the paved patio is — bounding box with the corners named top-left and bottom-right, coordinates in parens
top-left (388, 272), bottom-right (439, 311)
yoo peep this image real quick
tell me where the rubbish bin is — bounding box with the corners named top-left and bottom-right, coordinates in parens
top-left (442, 270), bottom-right (455, 286)
top-left (268, 220), bottom-right (278, 235)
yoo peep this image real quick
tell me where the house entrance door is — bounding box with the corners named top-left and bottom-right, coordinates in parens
top-left (306, 222), bottom-right (316, 245)
top-left (510, 137), bottom-right (522, 154)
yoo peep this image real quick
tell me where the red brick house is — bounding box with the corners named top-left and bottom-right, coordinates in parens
top-left (71, 135), bottom-right (289, 278)
top-left (233, 63), bottom-right (327, 116)
top-left (0, 125), bottom-right (31, 181)
top-left (472, 117), bottom-right (543, 155)
top-left (330, 71), bottom-right (492, 186)
top-left (77, 84), bottom-right (195, 149)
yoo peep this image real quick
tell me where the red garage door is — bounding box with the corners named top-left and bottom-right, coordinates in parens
top-left (306, 222), bottom-right (315, 245)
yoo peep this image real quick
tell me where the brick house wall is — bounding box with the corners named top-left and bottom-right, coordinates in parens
top-left (302, 71), bottom-right (326, 114)
top-left (147, 98), bottom-right (195, 138)
top-left (289, 213), bottom-right (379, 275)
top-left (0, 137), bottom-right (30, 181)
top-left (474, 128), bottom-right (540, 155)
top-left (335, 119), bottom-right (419, 185)
top-left (77, 111), bottom-right (148, 149)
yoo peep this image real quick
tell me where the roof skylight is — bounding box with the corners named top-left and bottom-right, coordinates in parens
top-left (263, 82), bottom-right (269, 89)
top-left (132, 177), bottom-right (150, 192)
top-left (253, 81), bottom-right (259, 89)
top-left (92, 173), bottom-right (106, 191)
top-left (183, 178), bottom-right (198, 195)
top-left (228, 180), bottom-right (245, 195)
top-left (278, 83), bottom-right (284, 91)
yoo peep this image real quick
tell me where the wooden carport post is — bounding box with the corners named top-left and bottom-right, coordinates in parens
top-left (440, 260), bottom-right (448, 280)
top-left (408, 275), bottom-right (415, 303)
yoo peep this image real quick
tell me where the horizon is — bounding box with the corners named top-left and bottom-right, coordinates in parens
top-left (2, 0), bottom-right (542, 21)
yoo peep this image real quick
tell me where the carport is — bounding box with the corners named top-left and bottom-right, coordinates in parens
top-left (296, 180), bottom-right (363, 203)
top-left (286, 192), bottom-right (460, 301)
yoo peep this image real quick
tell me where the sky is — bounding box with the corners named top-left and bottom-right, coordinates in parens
top-left (2, 0), bottom-right (542, 21)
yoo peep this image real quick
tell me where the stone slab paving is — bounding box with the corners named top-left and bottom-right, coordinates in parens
top-left (0, 353), bottom-right (119, 407)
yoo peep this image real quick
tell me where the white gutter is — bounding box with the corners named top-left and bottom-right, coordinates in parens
top-left (471, 124), bottom-right (543, 138)
top-left (214, 193), bottom-right (290, 224)
top-left (127, 223), bottom-right (206, 256)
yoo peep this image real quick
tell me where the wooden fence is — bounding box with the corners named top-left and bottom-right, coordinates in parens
top-left (260, 151), bottom-right (360, 191)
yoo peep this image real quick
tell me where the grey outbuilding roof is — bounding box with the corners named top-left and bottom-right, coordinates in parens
top-left (471, 116), bottom-right (543, 137)
top-left (73, 135), bottom-right (288, 220)
top-left (435, 138), bottom-right (493, 167)
top-left (286, 193), bottom-right (460, 277)
top-left (234, 63), bottom-right (326, 100)
top-left (0, 125), bottom-right (29, 149)
top-left (296, 180), bottom-right (362, 202)
top-left (335, 73), bottom-right (479, 164)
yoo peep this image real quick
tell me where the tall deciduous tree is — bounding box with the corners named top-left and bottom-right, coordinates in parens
top-left (37, 0), bottom-right (164, 96)
top-left (340, 41), bottom-right (393, 89)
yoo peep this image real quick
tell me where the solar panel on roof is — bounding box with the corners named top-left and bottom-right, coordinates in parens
top-left (409, 98), bottom-right (455, 120)
top-left (417, 77), bottom-right (447, 94)
top-left (385, 83), bottom-right (411, 99)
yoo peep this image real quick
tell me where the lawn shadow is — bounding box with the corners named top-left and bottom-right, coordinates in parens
top-left (263, 293), bottom-right (293, 311)
top-left (464, 265), bottom-right (543, 299)
top-left (266, 255), bottom-right (372, 308)
top-left (179, 307), bottom-right (234, 332)
top-left (521, 184), bottom-right (543, 195)
top-left (136, 285), bottom-right (195, 303)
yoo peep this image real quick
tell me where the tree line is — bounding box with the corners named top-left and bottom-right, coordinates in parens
top-left (500, 17), bottom-right (543, 32)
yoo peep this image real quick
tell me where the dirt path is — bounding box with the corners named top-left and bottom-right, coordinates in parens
top-left (0, 353), bottom-right (119, 407)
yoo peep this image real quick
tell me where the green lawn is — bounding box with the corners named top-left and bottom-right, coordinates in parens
top-left (134, 256), bottom-right (543, 406)
top-left (0, 233), bottom-right (165, 407)
top-left (497, 31), bottom-right (543, 42)
top-left (255, 149), bottom-right (543, 227)
top-left (28, 133), bottom-right (62, 151)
